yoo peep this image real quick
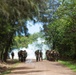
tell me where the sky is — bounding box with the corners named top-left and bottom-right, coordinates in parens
top-left (27, 21), bottom-right (43, 34)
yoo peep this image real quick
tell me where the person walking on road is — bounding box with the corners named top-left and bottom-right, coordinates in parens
top-left (11, 52), bottom-right (14, 59)
top-left (40, 50), bottom-right (43, 61)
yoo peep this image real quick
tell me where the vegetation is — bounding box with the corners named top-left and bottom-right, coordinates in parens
top-left (12, 32), bottom-right (43, 49)
top-left (0, 59), bottom-right (20, 75)
top-left (43, 0), bottom-right (76, 60)
top-left (0, 0), bottom-right (48, 62)
top-left (0, 0), bottom-right (76, 62)
top-left (59, 60), bottom-right (76, 72)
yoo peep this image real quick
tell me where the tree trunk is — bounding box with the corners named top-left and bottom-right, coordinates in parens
top-left (52, 41), bottom-right (55, 50)
top-left (1, 50), bottom-right (4, 61)
top-left (3, 33), bottom-right (14, 62)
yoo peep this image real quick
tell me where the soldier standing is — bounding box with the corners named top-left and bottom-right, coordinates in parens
top-left (23, 50), bottom-right (27, 62)
top-left (11, 52), bottom-right (14, 59)
top-left (35, 50), bottom-right (40, 62)
top-left (40, 50), bottom-right (43, 61)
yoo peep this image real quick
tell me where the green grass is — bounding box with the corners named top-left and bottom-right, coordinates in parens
top-left (59, 60), bottom-right (76, 72)
top-left (0, 70), bottom-right (11, 75)
top-left (0, 59), bottom-right (20, 75)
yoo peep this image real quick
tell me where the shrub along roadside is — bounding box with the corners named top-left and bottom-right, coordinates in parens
top-left (59, 60), bottom-right (76, 72)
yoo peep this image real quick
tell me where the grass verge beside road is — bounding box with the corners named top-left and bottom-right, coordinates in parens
top-left (0, 59), bottom-right (20, 75)
top-left (59, 60), bottom-right (76, 72)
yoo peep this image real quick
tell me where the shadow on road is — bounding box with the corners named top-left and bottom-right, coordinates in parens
top-left (9, 66), bottom-right (33, 70)
top-left (6, 59), bottom-right (19, 65)
top-left (10, 70), bottom-right (49, 74)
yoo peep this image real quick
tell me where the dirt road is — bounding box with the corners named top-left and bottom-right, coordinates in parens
top-left (6, 59), bottom-right (76, 75)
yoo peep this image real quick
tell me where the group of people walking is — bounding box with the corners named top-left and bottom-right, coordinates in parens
top-left (11, 50), bottom-right (43, 62)
top-left (11, 50), bottom-right (27, 62)
top-left (46, 50), bottom-right (59, 61)
top-left (11, 49), bottom-right (59, 62)
top-left (18, 50), bottom-right (27, 62)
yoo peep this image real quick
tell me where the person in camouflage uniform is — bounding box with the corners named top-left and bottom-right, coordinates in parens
top-left (54, 51), bottom-right (59, 61)
top-left (18, 50), bottom-right (22, 61)
top-left (40, 50), bottom-right (43, 61)
top-left (46, 50), bottom-right (51, 61)
top-left (22, 50), bottom-right (27, 62)
top-left (18, 50), bottom-right (27, 62)
top-left (35, 50), bottom-right (40, 62)
top-left (11, 52), bottom-right (14, 59)
top-left (46, 50), bottom-right (59, 61)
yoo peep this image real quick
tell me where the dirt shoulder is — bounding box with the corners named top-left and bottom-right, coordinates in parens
top-left (0, 59), bottom-right (19, 75)
top-left (4, 59), bottom-right (76, 75)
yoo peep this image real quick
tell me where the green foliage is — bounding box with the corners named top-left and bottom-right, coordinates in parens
top-left (0, 0), bottom-right (48, 61)
top-left (59, 60), bottom-right (76, 72)
top-left (43, 0), bottom-right (76, 60)
top-left (12, 32), bottom-right (43, 49)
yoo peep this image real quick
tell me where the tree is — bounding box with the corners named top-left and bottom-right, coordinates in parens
top-left (0, 0), bottom-right (48, 61)
top-left (12, 32), bottom-right (43, 49)
top-left (43, 0), bottom-right (76, 60)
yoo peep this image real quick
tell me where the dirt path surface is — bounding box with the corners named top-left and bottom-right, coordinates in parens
top-left (6, 59), bottom-right (76, 75)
